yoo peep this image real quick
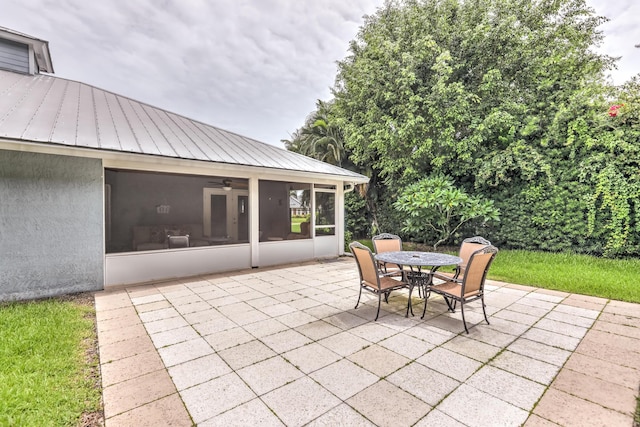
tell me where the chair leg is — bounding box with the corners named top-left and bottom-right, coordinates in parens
top-left (384, 291), bottom-right (389, 303)
top-left (375, 293), bottom-right (382, 321)
top-left (461, 301), bottom-right (469, 334)
top-left (481, 295), bottom-right (490, 325)
top-left (442, 295), bottom-right (455, 312)
top-left (354, 285), bottom-right (363, 309)
top-left (421, 290), bottom-right (430, 319)
top-left (405, 285), bottom-right (414, 318)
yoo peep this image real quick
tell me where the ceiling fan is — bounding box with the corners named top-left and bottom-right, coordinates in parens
top-left (207, 178), bottom-right (250, 191)
top-left (207, 178), bottom-right (233, 191)
top-left (207, 178), bottom-right (248, 191)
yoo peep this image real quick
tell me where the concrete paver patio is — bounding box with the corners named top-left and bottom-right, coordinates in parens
top-left (95, 258), bottom-right (640, 426)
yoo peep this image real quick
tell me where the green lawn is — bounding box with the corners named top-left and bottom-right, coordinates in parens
top-left (489, 250), bottom-right (640, 303)
top-left (291, 216), bottom-right (309, 233)
top-left (0, 297), bottom-right (101, 426)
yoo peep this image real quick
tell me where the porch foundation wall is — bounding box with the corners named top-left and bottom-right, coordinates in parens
top-left (0, 150), bottom-right (104, 301)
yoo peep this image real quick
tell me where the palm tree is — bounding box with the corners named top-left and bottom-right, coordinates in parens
top-left (285, 99), bottom-right (347, 168)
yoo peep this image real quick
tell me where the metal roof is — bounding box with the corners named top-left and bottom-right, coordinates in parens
top-left (0, 69), bottom-right (368, 182)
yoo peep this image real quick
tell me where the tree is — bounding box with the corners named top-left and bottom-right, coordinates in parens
top-left (331, 0), bottom-right (640, 256)
top-left (283, 100), bottom-right (349, 168)
top-left (285, 99), bottom-right (378, 236)
top-left (394, 175), bottom-right (499, 249)
top-left (334, 0), bottom-right (611, 183)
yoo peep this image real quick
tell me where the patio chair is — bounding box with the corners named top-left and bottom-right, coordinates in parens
top-left (422, 245), bottom-right (498, 333)
top-left (432, 236), bottom-right (491, 282)
top-left (350, 241), bottom-right (409, 321)
top-left (372, 233), bottom-right (406, 277)
top-left (373, 233), bottom-right (430, 297)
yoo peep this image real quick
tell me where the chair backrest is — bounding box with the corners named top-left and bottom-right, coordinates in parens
top-left (300, 221), bottom-right (310, 236)
top-left (458, 236), bottom-right (492, 270)
top-left (461, 245), bottom-right (498, 297)
top-left (349, 242), bottom-right (380, 289)
top-left (372, 233), bottom-right (402, 254)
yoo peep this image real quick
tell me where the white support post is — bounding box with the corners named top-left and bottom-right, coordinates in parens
top-left (249, 176), bottom-right (260, 267)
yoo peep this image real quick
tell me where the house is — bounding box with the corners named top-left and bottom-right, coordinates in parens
top-left (289, 193), bottom-right (310, 217)
top-left (0, 27), bottom-right (369, 301)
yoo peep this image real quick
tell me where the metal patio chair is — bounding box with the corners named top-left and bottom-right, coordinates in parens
top-left (372, 233), bottom-right (417, 280)
top-left (350, 241), bottom-right (409, 321)
top-left (423, 245), bottom-right (498, 333)
top-left (432, 236), bottom-right (491, 282)
top-left (372, 233), bottom-right (403, 275)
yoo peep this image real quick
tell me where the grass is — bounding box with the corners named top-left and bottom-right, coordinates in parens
top-left (489, 250), bottom-right (640, 303)
top-left (291, 216), bottom-right (309, 233)
top-left (0, 296), bottom-right (101, 426)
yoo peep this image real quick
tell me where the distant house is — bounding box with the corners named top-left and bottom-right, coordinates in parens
top-left (0, 27), bottom-right (368, 301)
top-left (289, 193), bottom-right (310, 217)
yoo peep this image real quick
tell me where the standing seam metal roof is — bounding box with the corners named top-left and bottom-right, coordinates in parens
top-left (0, 69), bottom-right (368, 181)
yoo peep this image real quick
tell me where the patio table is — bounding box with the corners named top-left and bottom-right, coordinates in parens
top-left (374, 251), bottom-right (462, 317)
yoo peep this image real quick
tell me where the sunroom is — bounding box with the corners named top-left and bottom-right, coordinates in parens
top-left (103, 159), bottom-right (362, 287)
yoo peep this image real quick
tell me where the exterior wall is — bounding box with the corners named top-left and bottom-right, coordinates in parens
top-left (105, 244), bottom-right (251, 287)
top-left (258, 239), bottom-right (315, 267)
top-left (0, 39), bottom-right (29, 74)
top-left (0, 150), bottom-right (104, 301)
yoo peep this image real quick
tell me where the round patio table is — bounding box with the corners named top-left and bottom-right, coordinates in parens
top-left (374, 251), bottom-right (462, 317)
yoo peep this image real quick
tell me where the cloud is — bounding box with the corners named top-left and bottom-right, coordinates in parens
top-left (2, 0), bottom-right (386, 146)
top-left (2, 0), bottom-right (636, 148)
top-left (586, 0), bottom-right (640, 84)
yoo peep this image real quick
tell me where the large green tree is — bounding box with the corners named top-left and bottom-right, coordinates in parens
top-left (331, 0), bottom-right (639, 255)
top-left (334, 0), bottom-right (612, 182)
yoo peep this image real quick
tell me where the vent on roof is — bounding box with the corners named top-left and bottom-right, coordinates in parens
top-left (0, 27), bottom-right (54, 74)
top-left (0, 39), bottom-right (29, 74)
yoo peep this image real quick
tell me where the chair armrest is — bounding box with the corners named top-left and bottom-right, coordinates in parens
top-left (380, 271), bottom-right (400, 278)
top-left (432, 274), bottom-right (462, 285)
top-left (432, 266), bottom-right (461, 281)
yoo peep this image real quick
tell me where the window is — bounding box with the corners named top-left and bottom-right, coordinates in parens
top-left (314, 188), bottom-right (336, 236)
top-left (104, 169), bottom-right (248, 252)
top-left (259, 181), bottom-right (311, 241)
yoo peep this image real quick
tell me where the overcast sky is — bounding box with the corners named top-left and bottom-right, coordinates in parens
top-left (2, 1), bottom-right (638, 148)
